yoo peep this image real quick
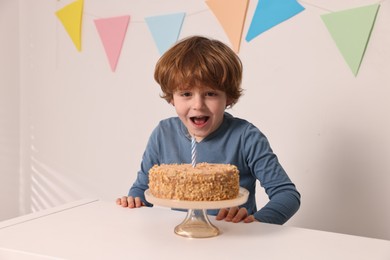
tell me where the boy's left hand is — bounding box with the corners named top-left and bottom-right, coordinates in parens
top-left (216, 207), bottom-right (257, 223)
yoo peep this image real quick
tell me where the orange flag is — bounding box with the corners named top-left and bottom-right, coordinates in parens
top-left (206, 0), bottom-right (249, 53)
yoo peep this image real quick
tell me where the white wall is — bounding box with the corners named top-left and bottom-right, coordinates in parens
top-left (7, 0), bottom-right (390, 240)
top-left (0, 0), bottom-right (20, 220)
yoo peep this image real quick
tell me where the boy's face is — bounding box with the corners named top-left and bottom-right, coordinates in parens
top-left (171, 86), bottom-right (231, 142)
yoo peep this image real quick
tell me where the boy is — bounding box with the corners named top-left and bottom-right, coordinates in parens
top-left (117, 36), bottom-right (300, 224)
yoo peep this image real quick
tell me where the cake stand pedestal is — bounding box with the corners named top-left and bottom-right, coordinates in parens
top-left (145, 187), bottom-right (249, 238)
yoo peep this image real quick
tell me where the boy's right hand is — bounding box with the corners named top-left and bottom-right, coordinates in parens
top-left (116, 196), bottom-right (145, 208)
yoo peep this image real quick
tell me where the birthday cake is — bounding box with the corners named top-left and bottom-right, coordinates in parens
top-left (148, 163), bottom-right (240, 201)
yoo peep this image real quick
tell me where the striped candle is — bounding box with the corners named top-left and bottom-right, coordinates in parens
top-left (191, 135), bottom-right (197, 168)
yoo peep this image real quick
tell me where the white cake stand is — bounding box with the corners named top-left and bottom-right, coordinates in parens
top-left (144, 187), bottom-right (249, 238)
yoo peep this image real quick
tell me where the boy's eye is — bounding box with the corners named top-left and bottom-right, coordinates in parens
top-left (181, 92), bottom-right (191, 97)
top-left (206, 92), bottom-right (217, 97)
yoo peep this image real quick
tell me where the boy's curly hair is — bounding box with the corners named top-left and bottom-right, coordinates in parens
top-left (154, 36), bottom-right (243, 107)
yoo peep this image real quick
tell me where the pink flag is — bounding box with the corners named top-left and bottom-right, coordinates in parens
top-left (94, 15), bottom-right (130, 72)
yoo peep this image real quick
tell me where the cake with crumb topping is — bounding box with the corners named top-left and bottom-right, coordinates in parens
top-left (148, 163), bottom-right (239, 201)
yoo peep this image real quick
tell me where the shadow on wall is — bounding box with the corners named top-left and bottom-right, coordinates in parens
top-left (19, 124), bottom-right (89, 215)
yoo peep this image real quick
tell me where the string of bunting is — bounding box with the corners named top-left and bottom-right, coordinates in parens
top-left (55, 0), bottom-right (385, 76)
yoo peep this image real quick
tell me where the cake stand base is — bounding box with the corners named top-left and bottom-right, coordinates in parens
top-left (144, 188), bottom-right (249, 239)
top-left (174, 209), bottom-right (219, 238)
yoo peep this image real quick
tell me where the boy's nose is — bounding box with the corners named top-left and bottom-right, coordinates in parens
top-left (192, 95), bottom-right (205, 110)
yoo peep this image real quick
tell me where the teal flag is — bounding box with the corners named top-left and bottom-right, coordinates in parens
top-left (145, 12), bottom-right (186, 55)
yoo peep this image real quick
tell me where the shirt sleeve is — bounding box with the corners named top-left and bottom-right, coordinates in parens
top-left (128, 126), bottom-right (160, 207)
top-left (243, 124), bottom-right (301, 224)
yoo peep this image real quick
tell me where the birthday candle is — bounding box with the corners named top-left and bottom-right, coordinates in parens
top-left (191, 135), bottom-right (197, 168)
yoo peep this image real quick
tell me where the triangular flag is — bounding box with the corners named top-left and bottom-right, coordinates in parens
top-left (246, 0), bottom-right (304, 42)
top-left (145, 12), bottom-right (185, 55)
top-left (321, 4), bottom-right (380, 76)
top-left (206, 0), bottom-right (249, 53)
top-left (94, 16), bottom-right (130, 72)
top-left (55, 0), bottom-right (84, 51)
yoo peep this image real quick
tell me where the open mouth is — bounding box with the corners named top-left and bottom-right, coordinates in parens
top-left (190, 116), bottom-right (209, 126)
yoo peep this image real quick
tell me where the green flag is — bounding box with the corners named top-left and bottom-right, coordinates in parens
top-left (321, 4), bottom-right (380, 76)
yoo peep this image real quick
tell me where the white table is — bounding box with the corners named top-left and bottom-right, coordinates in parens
top-left (0, 199), bottom-right (389, 260)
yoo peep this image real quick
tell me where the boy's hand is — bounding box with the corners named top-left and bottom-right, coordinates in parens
top-left (216, 207), bottom-right (257, 223)
top-left (116, 196), bottom-right (145, 208)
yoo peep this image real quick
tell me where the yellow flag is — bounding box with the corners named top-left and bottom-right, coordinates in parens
top-left (55, 0), bottom-right (84, 51)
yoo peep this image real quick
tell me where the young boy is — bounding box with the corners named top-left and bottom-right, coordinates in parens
top-left (117, 36), bottom-right (300, 224)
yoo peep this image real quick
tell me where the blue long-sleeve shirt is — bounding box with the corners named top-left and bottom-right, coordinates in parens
top-left (129, 112), bottom-right (300, 224)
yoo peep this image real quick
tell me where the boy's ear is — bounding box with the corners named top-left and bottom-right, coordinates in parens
top-left (170, 100), bottom-right (175, 106)
top-left (226, 98), bottom-right (233, 107)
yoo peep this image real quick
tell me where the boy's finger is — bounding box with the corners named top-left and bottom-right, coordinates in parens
top-left (232, 208), bottom-right (248, 223)
top-left (127, 196), bottom-right (135, 208)
top-left (119, 196), bottom-right (128, 207)
top-left (216, 208), bottom-right (229, 220)
top-left (243, 215), bottom-right (256, 223)
top-left (134, 197), bottom-right (143, 208)
top-left (225, 207), bottom-right (239, 222)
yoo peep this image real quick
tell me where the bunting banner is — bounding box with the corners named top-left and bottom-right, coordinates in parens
top-left (246, 0), bottom-right (305, 42)
top-left (321, 4), bottom-right (380, 76)
top-left (145, 12), bottom-right (186, 55)
top-left (54, 1), bottom-right (383, 75)
top-left (55, 0), bottom-right (84, 51)
top-left (206, 0), bottom-right (249, 53)
top-left (94, 15), bottom-right (130, 72)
